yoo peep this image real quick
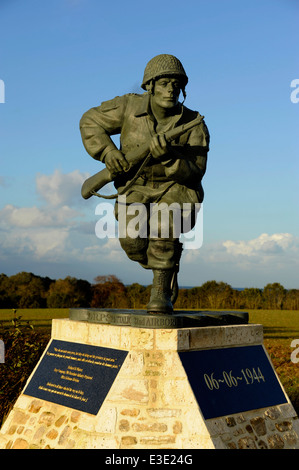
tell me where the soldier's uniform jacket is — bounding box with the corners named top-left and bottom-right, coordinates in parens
top-left (80, 92), bottom-right (209, 202)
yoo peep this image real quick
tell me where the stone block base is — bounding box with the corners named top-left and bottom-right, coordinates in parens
top-left (0, 319), bottom-right (298, 449)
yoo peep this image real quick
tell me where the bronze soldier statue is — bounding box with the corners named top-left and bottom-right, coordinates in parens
top-left (80, 54), bottom-right (210, 315)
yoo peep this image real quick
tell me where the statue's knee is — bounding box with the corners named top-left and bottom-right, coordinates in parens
top-left (119, 237), bottom-right (148, 263)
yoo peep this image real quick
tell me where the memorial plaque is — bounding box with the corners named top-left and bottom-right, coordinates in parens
top-left (179, 345), bottom-right (287, 419)
top-left (24, 339), bottom-right (128, 415)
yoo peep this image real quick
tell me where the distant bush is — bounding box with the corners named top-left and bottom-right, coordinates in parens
top-left (0, 271), bottom-right (299, 310)
top-left (0, 317), bottom-right (50, 426)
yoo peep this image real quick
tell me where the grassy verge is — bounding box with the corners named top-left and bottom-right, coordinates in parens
top-left (0, 308), bottom-right (69, 329)
top-left (0, 319), bottom-right (51, 426)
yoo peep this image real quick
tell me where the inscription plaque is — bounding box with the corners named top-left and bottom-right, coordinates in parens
top-left (24, 339), bottom-right (128, 415)
top-left (179, 345), bottom-right (287, 419)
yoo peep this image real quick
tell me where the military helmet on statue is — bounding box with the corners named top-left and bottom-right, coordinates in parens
top-left (141, 54), bottom-right (188, 90)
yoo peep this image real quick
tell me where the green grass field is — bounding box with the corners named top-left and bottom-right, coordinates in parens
top-left (0, 308), bottom-right (69, 328)
top-left (1, 308), bottom-right (299, 337)
top-left (249, 310), bottom-right (299, 339)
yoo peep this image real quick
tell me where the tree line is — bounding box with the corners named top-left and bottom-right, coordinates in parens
top-left (0, 271), bottom-right (298, 311)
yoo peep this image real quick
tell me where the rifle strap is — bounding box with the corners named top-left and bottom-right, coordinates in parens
top-left (91, 152), bottom-right (152, 200)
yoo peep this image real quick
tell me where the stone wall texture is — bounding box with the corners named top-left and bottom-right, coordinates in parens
top-left (0, 319), bottom-right (298, 449)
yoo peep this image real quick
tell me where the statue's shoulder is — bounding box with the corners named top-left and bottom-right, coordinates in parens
top-left (181, 104), bottom-right (201, 121)
top-left (181, 104), bottom-right (209, 138)
top-left (99, 95), bottom-right (123, 111)
top-left (100, 93), bottom-right (144, 111)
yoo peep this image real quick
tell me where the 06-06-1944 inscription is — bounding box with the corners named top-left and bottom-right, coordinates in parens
top-left (204, 367), bottom-right (265, 391)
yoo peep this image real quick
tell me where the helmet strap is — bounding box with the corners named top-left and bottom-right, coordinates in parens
top-left (145, 80), bottom-right (155, 95)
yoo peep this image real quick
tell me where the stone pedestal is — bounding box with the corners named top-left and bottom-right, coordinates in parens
top-left (1, 319), bottom-right (298, 449)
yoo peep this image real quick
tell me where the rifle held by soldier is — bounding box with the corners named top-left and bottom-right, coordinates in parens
top-left (81, 113), bottom-right (204, 199)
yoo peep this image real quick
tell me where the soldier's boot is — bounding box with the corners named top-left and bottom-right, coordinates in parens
top-left (147, 269), bottom-right (174, 314)
top-left (170, 242), bottom-right (183, 306)
top-left (146, 239), bottom-right (183, 314)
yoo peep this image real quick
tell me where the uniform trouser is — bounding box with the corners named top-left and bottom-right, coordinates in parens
top-left (114, 181), bottom-right (201, 270)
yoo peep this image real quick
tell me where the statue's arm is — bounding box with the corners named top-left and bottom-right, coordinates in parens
top-left (79, 96), bottom-right (125, 162)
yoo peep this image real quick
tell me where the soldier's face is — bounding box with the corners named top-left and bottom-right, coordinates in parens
top-left (152, 77), bottom-right (181, 109)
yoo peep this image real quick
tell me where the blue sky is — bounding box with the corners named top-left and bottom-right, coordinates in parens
top-left (0, 0), bottom-right (298, 288)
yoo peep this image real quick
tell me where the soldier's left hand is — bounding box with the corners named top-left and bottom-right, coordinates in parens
top-left (150, 134), bottom-right (169, 159)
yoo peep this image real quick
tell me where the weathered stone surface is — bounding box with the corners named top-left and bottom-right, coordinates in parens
top-left (38, 412), bottom-right (55, 427)
top-left (238, 437), bottom-right (257, 449)
top-left (275, 421), bottom-right (292, 432)
top-left (0, 320), bottom-right (298, 450)
top-left (226, 417), bottom-right (236, 427)
top-left (12, 438), bottom-right (29, 449)
top-left (268, 434), bottom-right (285, 449)
top-left (250, 417), bottom-right (267, 436)
top-left (121, 436), bottom-right (137, 446)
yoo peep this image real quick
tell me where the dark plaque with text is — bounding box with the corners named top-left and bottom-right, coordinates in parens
top-left (24, 339), bottom-right (128, 415)
top-left (179, 345), bottom-right (287, 419)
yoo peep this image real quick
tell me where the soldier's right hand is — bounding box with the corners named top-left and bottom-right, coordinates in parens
top-left (105, 150), bottom-right (129, 175)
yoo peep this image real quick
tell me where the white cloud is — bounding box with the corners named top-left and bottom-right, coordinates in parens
top-left (0, 168), bottom-right (127, 273)
top-left (184, 233), bottom-right (299, 265)
top-left (0, 227), bottom-right (69, 259)
top-left (0, 204), bottom-right (79, 228)
top-left (1, 168), bottom-right (299, 289)
top-left (181, 232), bottom-right (299, 288)
top-left (223, 233), bottom-right (296, 257)
top-left (0, 169), bottom-right (93, 264)
top-left (81, 238), bottom-right (124, 263)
